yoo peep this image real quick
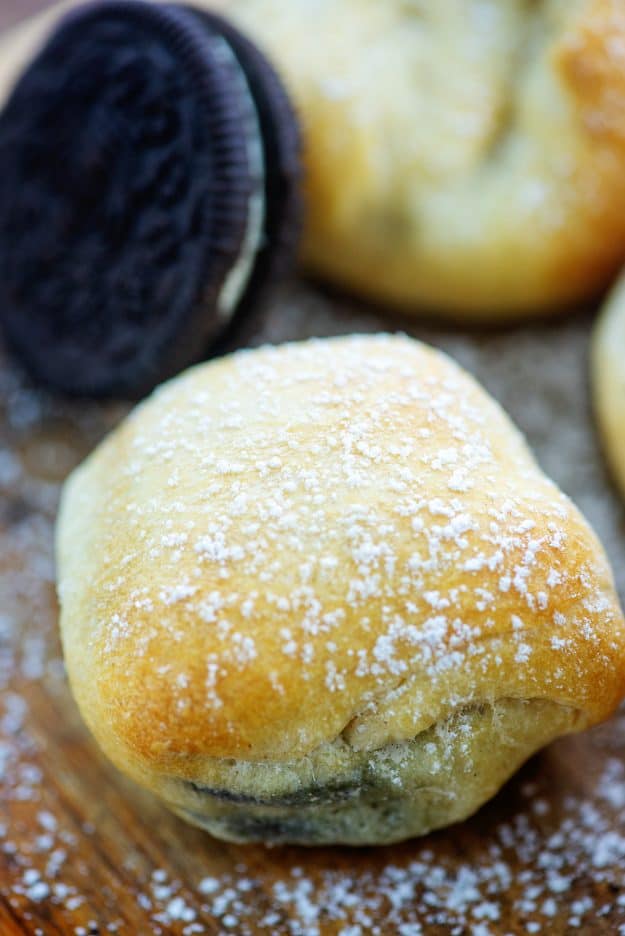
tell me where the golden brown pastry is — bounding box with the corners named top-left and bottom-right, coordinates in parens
top-left (3, 1), bottom-right (625, 320)
top-left (56, 335), bottom-right (625, 844)
top-left (592, 271), bottom-right (625, 499)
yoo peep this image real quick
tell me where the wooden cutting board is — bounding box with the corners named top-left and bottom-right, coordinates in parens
top-left (2, 3), bottom-right (625, 934)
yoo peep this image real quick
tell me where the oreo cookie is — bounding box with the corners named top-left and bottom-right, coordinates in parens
top-left (0, 1), bottom-right (301, 397)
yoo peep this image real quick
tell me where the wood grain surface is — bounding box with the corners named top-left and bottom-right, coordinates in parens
top-left (2, 2), bottom-right (625, 934)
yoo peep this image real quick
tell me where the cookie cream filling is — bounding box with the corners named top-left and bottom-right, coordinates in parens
top-left (211, 35), bottom-right (266, 321)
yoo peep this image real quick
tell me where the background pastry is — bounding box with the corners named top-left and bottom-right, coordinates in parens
top-left (3, 0), bottom-right (625, 321)
top-left (592, 271), bottom-right (625, 501)
top-left (56, 335), bottom-right (625, 845)
top-left (216, 0), bottom-right (625, 319)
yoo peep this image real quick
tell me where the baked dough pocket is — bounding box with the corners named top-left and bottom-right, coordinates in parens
top-left (56, 336), bottom-right (625, 844)
top-left (215, 0), bottom-right (625, 318)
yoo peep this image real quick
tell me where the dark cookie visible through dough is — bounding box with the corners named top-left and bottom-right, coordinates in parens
top-left (185, 779), bottom-right (361, 807)
top-left (180, 807), bottom-right (320, 844)
top-left (0, 1), bottom-right (300, 397)
top-left (183, 6), bottom-right (302, 322)
top-left (175, 788), bottom-right (407, 846)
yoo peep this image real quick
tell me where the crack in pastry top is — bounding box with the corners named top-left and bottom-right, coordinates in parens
top-left (56, 334), bottom-right (625, 763)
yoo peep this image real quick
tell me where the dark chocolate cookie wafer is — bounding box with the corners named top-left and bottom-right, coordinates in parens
top-left (0, 0), bottom-right (301, 398)
top-left (184, 6), bottom-right (302, 315)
